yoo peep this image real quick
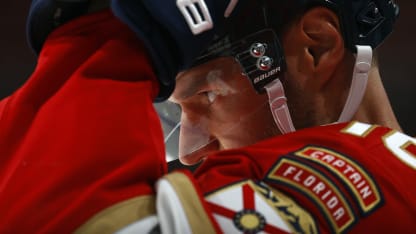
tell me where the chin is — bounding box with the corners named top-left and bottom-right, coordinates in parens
top-left (179, 139), bottom-right (221, 165)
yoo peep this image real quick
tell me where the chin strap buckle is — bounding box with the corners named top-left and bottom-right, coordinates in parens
top-left (265, 79), bottom-right (295, 134)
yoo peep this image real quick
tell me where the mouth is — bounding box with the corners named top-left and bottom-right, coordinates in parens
top-left (179, 138), bottom-right (220, 165)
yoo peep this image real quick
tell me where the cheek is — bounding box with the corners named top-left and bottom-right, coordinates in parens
top-left (207, 70), bottom-right (274, 137)
top-left (210, 91), bottom-right (272, 135)
top-left (216, 102), bottom-right (277, 149)
top-left (213, 87), bottom-right (265, 121)
top-left (284, 54), bottom-right (302, 81)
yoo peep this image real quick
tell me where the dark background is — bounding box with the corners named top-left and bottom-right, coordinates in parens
top-left (1, 1), bottom-right (415, 136)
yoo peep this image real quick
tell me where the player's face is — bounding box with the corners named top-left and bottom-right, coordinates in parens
top-left (170, 57), bottom-right (280, 165)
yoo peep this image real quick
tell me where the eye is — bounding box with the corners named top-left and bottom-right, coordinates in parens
top-left (206, 91), bottom-right (218, 103)
top-left (200, 88), bottom-right (231, 105)
top-left (198, 90), bottom-right (223, 105)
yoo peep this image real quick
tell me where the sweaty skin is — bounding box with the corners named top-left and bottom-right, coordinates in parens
top-left (170, 57), bottom-right (280, 165)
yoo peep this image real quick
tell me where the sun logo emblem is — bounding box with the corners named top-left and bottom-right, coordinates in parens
top-left (233, 209), bottom-right (266, 233)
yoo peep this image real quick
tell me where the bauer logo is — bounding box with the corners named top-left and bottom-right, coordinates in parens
top-left (253, 67), bottom-right (281, 84)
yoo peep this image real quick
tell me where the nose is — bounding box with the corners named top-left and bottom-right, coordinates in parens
top-left (178, 112), bottom-right (217, 165)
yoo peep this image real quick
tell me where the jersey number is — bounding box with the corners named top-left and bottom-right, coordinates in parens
top-left (342, 122), bottom-right (416, 170)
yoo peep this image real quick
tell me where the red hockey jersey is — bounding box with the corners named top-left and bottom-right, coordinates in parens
top-left (125, 121), bottom-right (416, 234)
top-left (0, 11), bottom-right (166, 233)
top-left (1, 9), bottom-right (415, 234)
top-left (191, 121), bottom-right (416, 233)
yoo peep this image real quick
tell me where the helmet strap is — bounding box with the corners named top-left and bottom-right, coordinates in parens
top-left (265, 78), bottom-right (295, 134)
top-left (337, 45), bottom-right (373, 122)
top-left (264, 45), bottom-right (372, 134)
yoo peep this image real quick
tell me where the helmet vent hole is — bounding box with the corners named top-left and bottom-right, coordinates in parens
top-left (184, 2), bottom-right (206, 25)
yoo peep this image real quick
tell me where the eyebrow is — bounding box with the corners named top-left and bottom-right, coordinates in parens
top-left (171, 70), bottom-right (209, 102)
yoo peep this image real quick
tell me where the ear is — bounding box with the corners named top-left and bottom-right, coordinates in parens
top-left (282, 7), bottom-right (345, 88)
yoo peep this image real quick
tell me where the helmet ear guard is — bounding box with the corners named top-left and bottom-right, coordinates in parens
top-left (193, 29), bottom-right (287, 94)
top-left (195, 29), bottom-right (286, 94)
top-left (234, 30), bottom-right (286, 94)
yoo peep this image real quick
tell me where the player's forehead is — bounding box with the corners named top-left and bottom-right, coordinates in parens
top-left (170, 57), bottom-right (240, 102)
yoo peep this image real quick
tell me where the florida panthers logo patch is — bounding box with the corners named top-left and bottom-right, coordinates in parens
top-left (294, 146), bottom-right (383, 215)
top-left (267, 158), bottom-right (357, 233)
top-left (205, 180), bottom-right (318, 233)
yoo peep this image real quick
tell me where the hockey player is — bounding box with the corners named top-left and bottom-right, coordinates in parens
top-left (162, 0), bottom-right (416, 233)
top-left (0, 0), bottom-right (414, 234)
top-left (168, 1), bottom-right (404, 165)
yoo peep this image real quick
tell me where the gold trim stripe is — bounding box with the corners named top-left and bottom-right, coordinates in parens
top-left (163, 172), bottom-right (218, 233)
top-left (75, 195), bottom-right (156, 234)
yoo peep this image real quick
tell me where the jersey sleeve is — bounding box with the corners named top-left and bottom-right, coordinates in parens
top-left (0, 11), bottom-right (167, 233)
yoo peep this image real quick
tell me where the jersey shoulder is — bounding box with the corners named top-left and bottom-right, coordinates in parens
top-left (260, 122), bottom-right (416, 233)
